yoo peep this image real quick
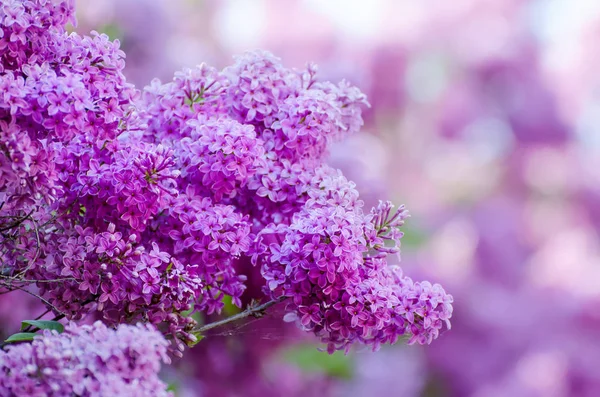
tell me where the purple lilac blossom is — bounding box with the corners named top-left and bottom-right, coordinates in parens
top-left (255, 176), bottom-right (453, 353)
top-left (0, 6), bottom-right (453, 395)
top-left (137, 48), bottom-right (453, 352)
top-left (0, 321), bottom-right (171, 397)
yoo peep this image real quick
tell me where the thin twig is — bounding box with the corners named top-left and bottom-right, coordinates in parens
top-left (193, 296), bottom-right (287, 334)
top-left (33, 308), bottom-right (52, 321)
top-left (0, 209), bottom-right (34, 232)
top-left (20, 298), bottom-right (94, 334)
top-left (0, 275), bottom-right (77, 283)
top-left (7, 284), bottom-right (66, 318)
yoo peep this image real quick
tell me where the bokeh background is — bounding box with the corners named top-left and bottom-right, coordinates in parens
top-left (6, 0), bottom-right (600, 395)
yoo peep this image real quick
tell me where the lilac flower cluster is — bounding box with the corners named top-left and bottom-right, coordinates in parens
top-left (224, 52), bottom-right (369, 225)
top-left (0, 321), bottom-right (171, 397)
top-left (177, 116), bottom-right (265, 201)
top-left (148, 193), bottom-right (253, 315)
top-left (256, 169), bottom-right (453, 352)
top-left (32, 222), bottom-right (202, 347)
top-left (0, 0), bottom-right (202, 351)
top-left (141, 64), bottom-right (227, 153)
top-left (75, 143), bottom-right (179, 231)
top-left (0, 0), bottom-right (75, 71)
top-left (0, 0), bottom-right (137, 217)
top-left (1, 0), bottom-right (451, 373)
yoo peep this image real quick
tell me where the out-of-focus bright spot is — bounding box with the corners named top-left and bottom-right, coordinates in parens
top-left (474, 349), bottom-right (568, 397)
top-left (214, 0), bottom-right (265, 51)
top-left (533, 0), bottom-right (600, 92)
top-left (523, 197), bottom-right (574, 245)
top-left (455, 14), bottom-right (513, 64)
top-left (329, 134), bottom-right (388, 178)
top-left (517, 351), bottom-right (567, 396)
top-left (76, 1), bottom-right (114, 25)
top-left (378, 1), bottom-right (426, 46)
top-left (466, 283), bottom-right (525, 333)
top-left (532, 0), bottom-right (600, 45)
top-left (577, 101), bottom-right (600, 149)
top-left (462, 117), bottom-right (514, 162)
top-left (427, 218), bottom-right (478, 283)
top-left (405, 52), bottom-right (448, 103)
top-left (528, 228), bottom-right (600, 299)
top-left (577, 103), bottom-right (600, 189)
top-left (425, 141), bottom-right (502, 202)
top-left (523, 147), bottom-right (572, 194)
top-left (304, 0), bottom-right (384, 42)
top-left (167, 35), bottom-right (212, 70)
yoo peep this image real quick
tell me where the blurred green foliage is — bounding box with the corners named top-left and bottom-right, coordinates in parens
top-left (98, 23), bottom-right (122, 42)
top-left (282, 344), bottom-right (354, 379)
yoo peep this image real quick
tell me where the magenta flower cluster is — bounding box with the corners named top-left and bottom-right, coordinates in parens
top-left (0, 0), bottom-right (452, 392)
top-left (0, 0), bottom-right (75, 72)
top-left (0, 321), bottom-right (171, 397)
top-left (255, 170), bottom-right (453, 353)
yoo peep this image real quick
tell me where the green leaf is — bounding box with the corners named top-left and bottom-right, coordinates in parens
top-left (21, 320), bottom-right (64, 333)
top-left (282, 345), bottom-right (353, 379)
top-left (5, 332), bottom-right (36, 343)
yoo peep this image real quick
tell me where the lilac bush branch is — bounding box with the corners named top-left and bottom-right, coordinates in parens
top-left (193, 296), bottom-right (287, 334)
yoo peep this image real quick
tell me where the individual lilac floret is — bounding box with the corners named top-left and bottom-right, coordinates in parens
top-left (0, 321), bottom-right (172, 397)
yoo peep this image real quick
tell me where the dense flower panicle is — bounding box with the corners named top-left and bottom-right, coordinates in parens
top-left (0, 118), bottom-right (59, 206)
top-left (141, 63), bottom-right (229, 144)
top-left (224, 51), bottom-right (368, 162)
top-left (224, 50), bottom-right (302, 128)
top-left (47, 31), bottom-right (140, 140)
top-left (241, 157), bottom-right (316, 226)
top-left (0, 0), bottom-right (196, 350)
top-left (0, 321), bottom-right (172, 397)
top-left (73, 142), bottom-right (180, 231)
top-left (311, 79), bottom-right (369, 138)
top-left (269, 90), bottom-right (346, 161)
top-left (255, 167), bottom-right (453, 352)
top-left (149, 191), bottom-right (253, 314)
top-left (0, 0), bottom-right (76, 72)
top-left (219, 52), bottom-right (371, 231)
top-left (16, 221), bottom-right (200, 349)
top-left (138, 50), bottom-right (371, 230)
top-left (179, 116), bottom-right (266, 201)
top-left (0, 25), bottom-right (138, 214)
